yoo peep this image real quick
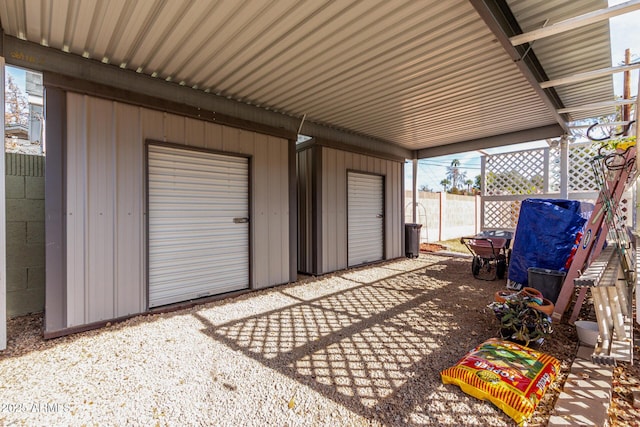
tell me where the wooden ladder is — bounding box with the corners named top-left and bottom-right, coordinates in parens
top-left (552, 143), bottom-right (637, 365)
top-left (553, 145), bottom-right (637, 323)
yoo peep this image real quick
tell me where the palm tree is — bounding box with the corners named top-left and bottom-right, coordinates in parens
top-left (446, 159), bottom-right (466, 191)
top-left (440, 178), bottom-right (451, 192)
top-left (474, 175), bottom-right (481, 190)
top-left (465, 179), bottom-right (474, 193)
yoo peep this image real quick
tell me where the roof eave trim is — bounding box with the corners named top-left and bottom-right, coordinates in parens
top-left (417, 124), bottom-right (564, 158)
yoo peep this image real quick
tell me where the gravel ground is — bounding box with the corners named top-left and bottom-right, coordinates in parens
top-left (0, 253), bottom-right (605, 426)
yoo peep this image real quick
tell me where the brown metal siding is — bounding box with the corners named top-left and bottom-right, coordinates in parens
top-left (321, 147), bottom-right (402, 274)
top-left (114, 103), bottom-right (145, 316)
top-left (63, 93), bottom-right (289, 328)
top-left (44, 86), bottom-right (67, 334)
top-left (296, 148), bottom-right (314, 274)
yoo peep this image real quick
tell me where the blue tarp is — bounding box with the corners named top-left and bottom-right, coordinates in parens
top-left (507, 198), bottom-right (588, 289)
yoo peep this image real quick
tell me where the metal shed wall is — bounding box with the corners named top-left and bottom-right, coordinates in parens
top-left (63, 93), bottom-right (290, 329)
top-left (296, 146), bottom-right (314, 274)
top-left (321, 147), bottom-right (403, 274)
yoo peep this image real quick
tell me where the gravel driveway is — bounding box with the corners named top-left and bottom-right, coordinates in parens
top-left (0, 254), bottom-right (575, 426)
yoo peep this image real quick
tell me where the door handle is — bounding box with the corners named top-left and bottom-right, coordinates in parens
top-left (376, 214), bottom-right (384, 218)
top-left (233, 217), bottom-right (250, 223)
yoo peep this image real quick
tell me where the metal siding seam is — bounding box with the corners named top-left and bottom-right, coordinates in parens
top-left (112, 100), bottom-right (118, 319)
top-left (336, 149), bottom-right (347, 269)
top-left (312, 145), bottom-right (322, 274)
top-left (84, 98), bottom-right (114, 322)
top-left (288, 138), bottom-right (297, 282)
top-left (70, 93), bottom-right (88, 326)
top-left (267, 135), bottom-right (279, 285)
top-left (252, 135), bottom-right (267, 288)
top-left (115, 102), bottom-right (140, 316)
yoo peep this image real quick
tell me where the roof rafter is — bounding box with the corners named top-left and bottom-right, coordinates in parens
top-left (510, 0), bottom-right (640, 46)
top-left (557, 98), bottom-right (637, 114)
top-left (541, 63), bottom-right (640, 89)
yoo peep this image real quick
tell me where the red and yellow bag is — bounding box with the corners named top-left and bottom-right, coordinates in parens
top-left (441, 338), bottom-right (560, 425)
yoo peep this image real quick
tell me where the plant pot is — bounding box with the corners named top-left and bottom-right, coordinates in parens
top-left (575, 320), bottom-right (599, 347)
top-left (520, 287), bottom-right (543, 299)
top-left (494, 290), bottom-right (518, 303)
top-left (527, 297), bottom-right (555, 316)
top-left (495, 287), bottom-right (543, 303)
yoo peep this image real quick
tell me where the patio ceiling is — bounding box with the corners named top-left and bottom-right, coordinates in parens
top-left (0, 0), bottom-right (630, 158)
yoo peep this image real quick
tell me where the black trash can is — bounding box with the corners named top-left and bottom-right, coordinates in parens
top-left (405, 223), bottom-right (422, 258)
top-left (527, 267), bottom-right (566, 304)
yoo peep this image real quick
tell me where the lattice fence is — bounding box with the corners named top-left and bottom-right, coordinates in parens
top-left (481, 142), bottom-right (604, 230)
top-left (484, 148), bottom-right (547, 196)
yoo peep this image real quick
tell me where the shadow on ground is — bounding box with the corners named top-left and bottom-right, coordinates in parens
top-left (194, 254), bottom-right (515, 425)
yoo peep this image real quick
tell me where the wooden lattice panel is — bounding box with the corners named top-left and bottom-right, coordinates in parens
top-left (548, 145), bottom-right (561, 192)
top-left (483, 200), bottom-right (521, 229)
top-left (484, 149), bottom-right (546, 196)
top-left (482, 143), bottom-right (601, 231)
top-left (569, 144), bottom-right (600, 192)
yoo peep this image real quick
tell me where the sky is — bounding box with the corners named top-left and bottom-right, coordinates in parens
top-left (410, 1), bottom-right (640, 192)
top-left (5, 66), bottom-right (26, 97)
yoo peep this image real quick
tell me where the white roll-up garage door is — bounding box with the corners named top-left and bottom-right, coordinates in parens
top-left (148, 144), bottom-right (249, 308)
top-left (347, 172), bottom-right (384, 267)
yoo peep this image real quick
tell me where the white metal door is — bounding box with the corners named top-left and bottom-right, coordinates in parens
top-left (348, 172), bottom-right (384, 266)
top-left (148, 144), bottom-right (249, 308)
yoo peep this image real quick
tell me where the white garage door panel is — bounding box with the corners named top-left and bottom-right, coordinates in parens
top-left (148, 144), bottom-right (249, 308)
top-left (348, 172), bottom-right (384, 267)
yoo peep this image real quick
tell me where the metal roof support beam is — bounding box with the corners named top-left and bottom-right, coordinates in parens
top-left (510, 0), bottom-right (640, 46)
top-left (2, 35), bottom-right (412, 160)
top-left (416, 124), bottom-right (564, 159)
top-left (469, 0), bottom-right (570, 133)
top-left (557, 98), bottom-right (637, 114)
top-left (540, 63), bottom-right (640, 89)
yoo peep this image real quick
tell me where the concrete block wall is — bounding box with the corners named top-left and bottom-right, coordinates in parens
top-left (5, 153), bottom-right (45, 317)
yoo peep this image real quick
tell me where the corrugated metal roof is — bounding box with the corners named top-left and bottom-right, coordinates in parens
top-left (507, 0), bottom-right (615, 121)
top-left (0, 0), bottom-right (618, 153)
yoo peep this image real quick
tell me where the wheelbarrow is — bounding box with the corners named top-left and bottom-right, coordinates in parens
top-left (460, 230), bottom-right (513, 281)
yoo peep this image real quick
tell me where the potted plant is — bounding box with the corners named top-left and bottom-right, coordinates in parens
top-left (488, 293), bottom-right (553, 347)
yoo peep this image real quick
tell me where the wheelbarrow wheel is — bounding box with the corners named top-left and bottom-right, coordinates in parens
top-left (471, 256), bottom-right (481, 277)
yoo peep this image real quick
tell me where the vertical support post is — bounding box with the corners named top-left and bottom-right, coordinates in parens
top-left (636, 69), bottom-right (640, 325)
top-left (480, 155), bottom-right (486, 231)
top-left (543, 147), bottom-right (550, 194)
top-left (412, 159), bottom-right (417, 223)
top-left (288, 138), bottom-right (297, 283)
top-left (1, 56), bottom-right (6, 351)
top-left (475, 194), bottom-right (481, 235)
top-left (623, 49), bottom-right (631, 130)
top-left (559, 136), bottom-right (569, 199)
top-left (439, 192), bottom-right (445, 241)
